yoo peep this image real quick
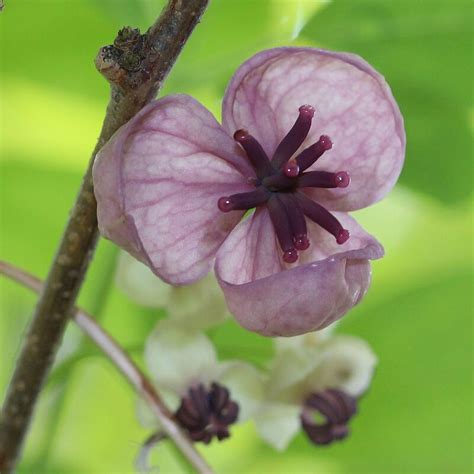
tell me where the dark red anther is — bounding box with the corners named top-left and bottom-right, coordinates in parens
top-left (272, 105), bottom-right (315, 168)
top-left (218, 197), bottom-right (233, 212)
top-left (319, 135), bottom-right (333, 151)
top-left (295, 234), bottom-right (310, 251)
top-left (283, 159), bottom-right (300, 177)
top-left (283, 249), bottom-right (298, 263)
top-left (295, 135), bottom-right (333, 172)
top-left (336, 229), bottom-right (350, 244)
top-left (334, 172), bottom-right (350, 188)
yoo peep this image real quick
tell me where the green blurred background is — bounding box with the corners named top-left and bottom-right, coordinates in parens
top-left (0, 0), bottom-right (472, 472)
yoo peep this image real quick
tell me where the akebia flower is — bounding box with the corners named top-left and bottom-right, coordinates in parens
top-left (255, 333), bottom-right (377, 450)
top-left (93, 47), bottom-right (405, 336)
top-left (138, 321), bottom-right (265, 443)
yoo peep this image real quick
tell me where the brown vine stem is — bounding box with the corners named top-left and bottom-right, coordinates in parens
top-left (0, 1), bottom-right (209, 471)
top-left (0, 261), bottom-right (213, 474)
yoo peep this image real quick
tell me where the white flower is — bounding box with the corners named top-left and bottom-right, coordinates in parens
top-left (255, 332), bottom-right (377, 451)
top-left (115, 251), bottom-right (171, 308)
top-left (116, 251), bottom-right (229, 329)
top-left (138, 320), bottom-right (265, 432)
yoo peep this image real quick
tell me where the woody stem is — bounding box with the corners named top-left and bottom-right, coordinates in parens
top-left (0, 1), bottom-right (209, 471)
top-left (0, 261), bottom-right (213, 474)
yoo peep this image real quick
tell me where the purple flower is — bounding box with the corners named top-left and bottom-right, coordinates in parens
top-left (93, 47), bottom-right (405, 336)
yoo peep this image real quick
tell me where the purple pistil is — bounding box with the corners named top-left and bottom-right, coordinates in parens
top-left (272, 104), bottom-right (315, 168)
top-left (175, 382), bottom-right (239, 444)
top-left (300, 388), bottom-right (357, 446)
top-left (218, 105), bottom-right (351, 262)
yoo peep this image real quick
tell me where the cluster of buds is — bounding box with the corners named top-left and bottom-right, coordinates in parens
top-left (118, 253), bottom-right (377, 454)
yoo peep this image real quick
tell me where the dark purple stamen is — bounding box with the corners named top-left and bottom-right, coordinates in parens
top-left (281, 194), bottom-right (309, 251)
top-left (295, 135), bottom-right (333, 172)
top-left (267, 195), bottom-right (298, 263)
top-left (298, 171), bottom-right (350, 189)
top-left (272, 105), bottom-right (315, 168)
top-left (234, 129), bottom-right (273, 179)
top-left (217, 105), bottom-right (350, 262)
top-left (218, 187), bottom-right (270, 212)
top-left (175, 382), bottom-right (239, 444)
top-left (300, 388), bottom-right (357, 446)
top-left (296, 193), bottom-right (350, 244)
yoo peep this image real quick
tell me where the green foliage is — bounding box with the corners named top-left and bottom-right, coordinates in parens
top-left (0, 0), bottom-right (472, 473)
top-left (300, 0), bottom-right (474, 204)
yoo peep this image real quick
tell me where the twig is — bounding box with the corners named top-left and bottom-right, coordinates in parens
top-left (0, 1), bottom-right (209, 471)
top-left (0, 261), bottom-right (213, 474)
top-left (135, 431), bottom-right (167, 473)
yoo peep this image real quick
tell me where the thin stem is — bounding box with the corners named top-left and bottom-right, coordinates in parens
top-left (0, 1), bottom-right (209, 471)
top-left (40, 244), bottom-right (119, 468)
top-left (135, 431), bottom-right (167, 473)
top-left (0, 261), bottom-right (213, 474)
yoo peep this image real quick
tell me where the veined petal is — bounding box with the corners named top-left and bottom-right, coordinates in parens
top-left (254, 402), bottom-right (301, 451)
top-left (215, 211), bottom-right (383, 337)
top-left (266, 347), bottom-right (321, 398)
top-left (222, 47), bottom-right (405, 211)
top-left (93, 94), bottom-right (254, 285)
top-left (305, 335), bottom-right (378, 397)
top-left (216, 361), bottom-right (266, 422)
top-left (267, 324), bottom-right (339, 397)
top-left (144, 320), bottom-right (218, 395)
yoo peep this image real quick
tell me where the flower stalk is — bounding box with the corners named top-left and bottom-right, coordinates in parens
top-left (0, 261), bottom-right (213, 474)
top-left (0, 0), bottom-right (209, 471)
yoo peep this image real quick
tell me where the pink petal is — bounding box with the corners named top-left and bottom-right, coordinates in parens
top-left (215, 210), bottom-right (383, 337)
top-left (93, 95), bottom-right (253, 284)
top-left (222, 47), bottom-right (405, 211)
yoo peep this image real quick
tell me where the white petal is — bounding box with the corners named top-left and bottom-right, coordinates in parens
top-left (307, 335), bottom-right (377, 397)
top-left (167, 272), bottom-right (230, 330)
top-left (254, 402), bottom-right (301, 451)
top-left (115, 251), bottom-right (171, 308)
top-left (274, 322), bottom-right (339, 355)
top-left (216, 361), bottom-right (266, 422)
top-left (144, 320), bottom-right (218, 395)
top-left (266, 348), bottom-right (321, 398)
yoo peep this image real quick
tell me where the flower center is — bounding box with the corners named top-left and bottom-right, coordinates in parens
top-left (300, 388), bottom-right (357, 446)
top-left (174, 382), bottom-right (239, 444)
top-left (218, 105), bottom-right (350, 263)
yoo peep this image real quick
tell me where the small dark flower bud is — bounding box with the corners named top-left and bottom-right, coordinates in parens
top-left (300, 388), bottom-right (357, 446)
top-left (175, 382), bottom-right (239, 444)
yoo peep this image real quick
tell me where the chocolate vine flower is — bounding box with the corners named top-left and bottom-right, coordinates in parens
top-left (137, 321), bottom-right (265, 442)
top-left (93, 47), bottom-right (405, 336)
top-left (255, 333), bottom-right (377, 450)
top-left (175, 382), bottom-right (239, 444)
